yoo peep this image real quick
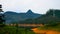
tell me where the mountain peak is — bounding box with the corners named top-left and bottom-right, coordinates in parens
top-left (26, 9), bottom-right (33, 14)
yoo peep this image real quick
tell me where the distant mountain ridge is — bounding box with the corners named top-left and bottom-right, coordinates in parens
top-left (21, 9), bottom-right (60, 24)
top-left (35, 9), bottom-right (60, 24)
top-left (4, 10), bottom-right (41, 24)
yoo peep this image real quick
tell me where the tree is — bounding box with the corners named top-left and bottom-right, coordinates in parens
top-left (0, 4), bottom-right (5, 27)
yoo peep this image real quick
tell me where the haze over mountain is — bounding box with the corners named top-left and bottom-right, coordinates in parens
top-left (35, 9), bottom-right (60, 24)
top-left (4, 10), bottom-right (41, 24)
top-left (21, 9), bottom-right (60, 24)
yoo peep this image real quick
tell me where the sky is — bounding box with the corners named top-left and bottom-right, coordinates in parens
top-left (0, 0), bottom-right (60, 14)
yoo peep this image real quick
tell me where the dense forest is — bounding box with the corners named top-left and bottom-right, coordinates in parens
top-left (20, 9), bottom-right (60, 25)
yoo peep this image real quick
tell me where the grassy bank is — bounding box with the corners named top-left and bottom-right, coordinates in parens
top-left (38, 24), bottom-right (60, 32)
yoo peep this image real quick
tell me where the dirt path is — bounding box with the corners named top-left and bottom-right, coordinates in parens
top-left (31, 28), bottom-right (60, 34)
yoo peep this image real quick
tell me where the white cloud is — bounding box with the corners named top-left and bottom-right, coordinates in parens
top-left (0, 0), bottom-right (60, 14)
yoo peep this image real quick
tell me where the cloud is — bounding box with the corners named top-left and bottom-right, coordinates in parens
top-left (0, 0), bottom-right (60, 14)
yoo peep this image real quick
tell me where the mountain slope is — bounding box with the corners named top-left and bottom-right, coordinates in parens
top-left (35, 9), bottom-right (60, 24)
top-left (4, 10), bottom-right (41, 24)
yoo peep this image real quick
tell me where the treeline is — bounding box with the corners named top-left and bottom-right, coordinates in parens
top-left (19, 9), bottom-right (60, 25)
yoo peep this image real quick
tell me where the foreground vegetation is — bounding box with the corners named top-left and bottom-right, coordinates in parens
top-left (38, 24), bottom-right (60, 32)
top-left (0, 25), bottom-right (35, 34)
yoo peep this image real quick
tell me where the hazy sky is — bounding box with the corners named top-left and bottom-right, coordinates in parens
top-left (0, 0), bottom-right (60, 14)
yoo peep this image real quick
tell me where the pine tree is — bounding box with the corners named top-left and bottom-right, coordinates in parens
top-left (0, 4), bottom-right (5, 27)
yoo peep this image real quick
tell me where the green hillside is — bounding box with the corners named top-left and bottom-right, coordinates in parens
top-left (35, 9), bottom-right (60, 24)
top-left (21, 9), bottom-right (60, 24)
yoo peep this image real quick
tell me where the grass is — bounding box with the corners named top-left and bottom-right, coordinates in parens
top-left (0, 26), bottom-right (35, 34)
top-left (38, 24), bottom-right (60, 32)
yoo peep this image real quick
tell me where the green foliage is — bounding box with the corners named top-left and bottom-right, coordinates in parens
top-left (38, 24), bottom-right (60, 32)
top-left (0, 26), bottom-right (35, 34)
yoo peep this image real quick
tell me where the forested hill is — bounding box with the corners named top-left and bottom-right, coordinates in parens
top-left (22, 9), bottom-right (60, 24)
top-left (4, 10), bottom-right (41, 24)
top-left (35, 9), bottom-right (60, 24)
